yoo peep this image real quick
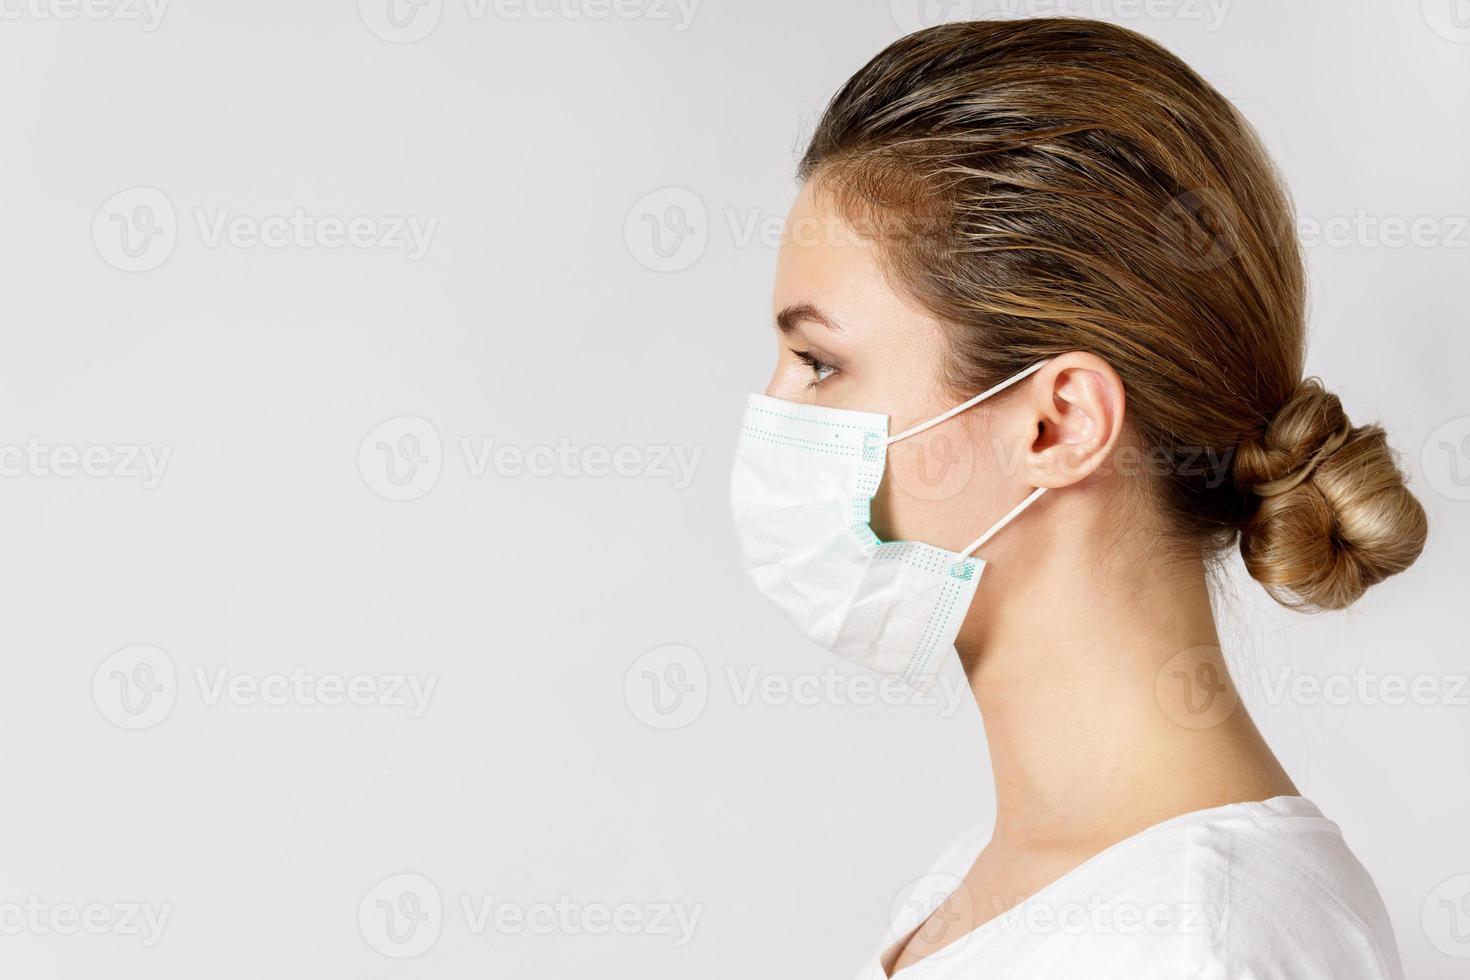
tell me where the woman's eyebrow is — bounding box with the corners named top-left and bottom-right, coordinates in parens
top-left (776, 303), bottom-right (843, 334)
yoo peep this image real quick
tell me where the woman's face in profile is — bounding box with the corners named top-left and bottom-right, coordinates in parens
top-left (763, 181), bottom-right (1021, 558)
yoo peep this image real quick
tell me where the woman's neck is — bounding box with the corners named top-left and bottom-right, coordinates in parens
top-left (955, 508), bottom-right (1296, 852)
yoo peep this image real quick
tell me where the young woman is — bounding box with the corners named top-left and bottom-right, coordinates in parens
top-left (730, 19), bottom-right (1426, 979)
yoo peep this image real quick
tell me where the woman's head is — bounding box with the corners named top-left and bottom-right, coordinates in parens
top-left (771, 17), bottom-right (1425, 612)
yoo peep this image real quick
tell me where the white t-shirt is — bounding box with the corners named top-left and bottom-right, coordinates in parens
top-left (860, 796), bottom-right (1402, 979)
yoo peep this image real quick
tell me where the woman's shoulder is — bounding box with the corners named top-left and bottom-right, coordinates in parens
top-left (1110, 795), bottom-right (1403, 980)
top-left (899, 796), bottom-right (1402, 980)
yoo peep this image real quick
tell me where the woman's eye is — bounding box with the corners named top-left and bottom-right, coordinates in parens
top-left (793, 349), bottom-right (838, 386)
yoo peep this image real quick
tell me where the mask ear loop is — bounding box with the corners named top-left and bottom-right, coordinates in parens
top-left (880, 359), bottom-right (1052, 559)
top-left (960, 486), bottom-right (1047, 558)
top-left (885, 360), bottom-right (1049, 445)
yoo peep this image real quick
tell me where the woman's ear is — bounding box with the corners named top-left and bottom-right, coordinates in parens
top-left (1021, 352), bottom-right (1126, 489)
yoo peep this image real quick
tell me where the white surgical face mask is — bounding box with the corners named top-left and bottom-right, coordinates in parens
top-left (730, 361), bottom-right (1049, 689)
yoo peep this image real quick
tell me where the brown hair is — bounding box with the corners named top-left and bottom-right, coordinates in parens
top-left (797, 18), bottom-right (1425, 611)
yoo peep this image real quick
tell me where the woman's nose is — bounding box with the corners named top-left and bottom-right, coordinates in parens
top-left (763, 367), bottom-right (812, 403)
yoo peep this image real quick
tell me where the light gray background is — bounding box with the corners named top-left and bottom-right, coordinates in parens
top-left (1, 1), bottom-right (1466, 977)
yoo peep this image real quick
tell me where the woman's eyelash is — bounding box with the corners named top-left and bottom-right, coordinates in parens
top-left (791, 348), bottom-right (838, 386)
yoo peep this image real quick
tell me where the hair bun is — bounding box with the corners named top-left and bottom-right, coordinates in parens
top-left (1233, 379), bottom-right (1427, 611)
